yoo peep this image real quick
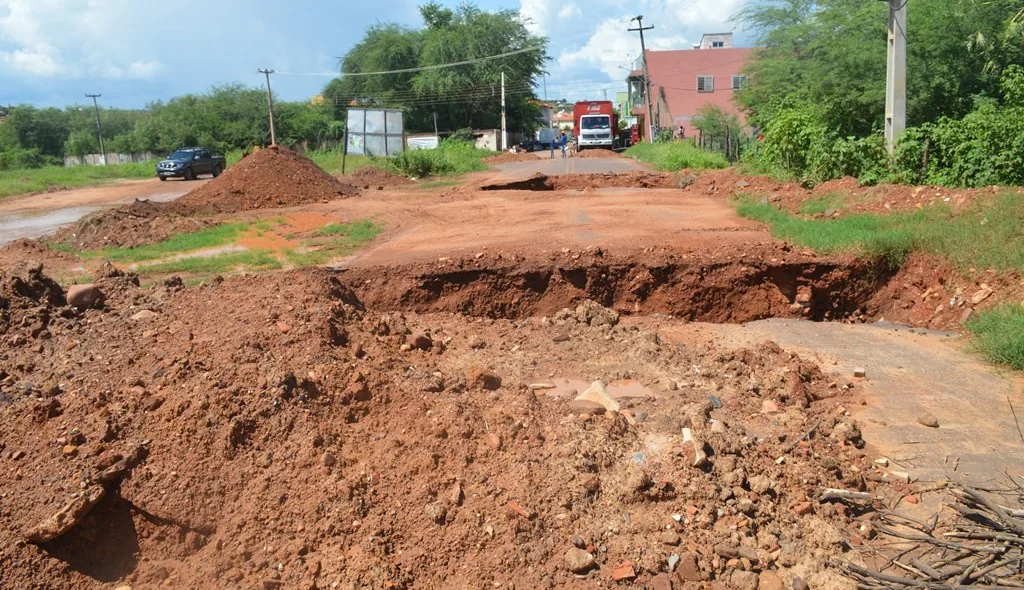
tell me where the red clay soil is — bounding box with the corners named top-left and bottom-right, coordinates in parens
top-left (0, 238), bottom-right (78, 269)
top-left (482, 172), bottom-right (691, 191)
top-left (345, 166), bottom-right (414, 189)
top-left (576, 148), bottom-right (621, 159)
top-left (482, 151), bottom-right (542, 165)
top-left (49, 200), bottom-right (214, 250)
top-left (172, 145), bottom-right (359, 215)
top-left (0, 261), bottom-right (902, 590)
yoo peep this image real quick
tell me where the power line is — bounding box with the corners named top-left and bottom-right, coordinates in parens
top-left (275, 45), bottom-right (544, 78)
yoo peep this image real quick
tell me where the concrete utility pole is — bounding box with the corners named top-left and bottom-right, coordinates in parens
top-left (501, 71), bottom-right (507, 151)
top-left (85, 93), bottom-right (106, 165)
top-left (258, 68), bottom-right (277, 145)
top-left (884, 0), bottom-right (907, 156)
top-left (628, 15), bottom-right (656, 143)
top-left (544, 76), bottom-right (554, 159)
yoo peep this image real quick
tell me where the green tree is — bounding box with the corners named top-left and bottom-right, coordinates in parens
top-left (327, 2), bottom-right (548, 134)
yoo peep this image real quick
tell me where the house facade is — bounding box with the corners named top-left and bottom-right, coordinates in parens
top-left (626, 33), bottom-right (754, 140)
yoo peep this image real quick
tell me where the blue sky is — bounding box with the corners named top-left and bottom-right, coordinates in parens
top-left (0, 0), bottom-right (753, 109)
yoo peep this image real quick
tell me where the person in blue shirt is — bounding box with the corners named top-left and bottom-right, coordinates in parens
top-left (560, 132), bottom-right (568, 158)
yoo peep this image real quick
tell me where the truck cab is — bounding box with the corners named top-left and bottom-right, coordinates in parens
top-left (578, 114), bottom-right (615, 150)
top-left (573, 101), bottom-right (619, 151)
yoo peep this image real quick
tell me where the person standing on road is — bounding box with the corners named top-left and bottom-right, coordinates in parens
top-left (560, 132), bottom-right (568, 159)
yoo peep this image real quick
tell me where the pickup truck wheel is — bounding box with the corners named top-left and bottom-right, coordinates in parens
top-left (212, 165), bottom-right (222, 178)
top-left (184, 168), bottom-right (195, 181)
top-left (158, 176), bottom-right (167, 182)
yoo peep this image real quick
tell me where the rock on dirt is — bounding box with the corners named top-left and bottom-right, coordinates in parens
top-left (66, 283), bottom-right (105, 310)
top-left (173, 145), bottom-right (359, 215)
top-left (917, 413), bottom-right (940, 428)
top-left (466, 368), bottom-right (501, 390)
top-left (565, 548), bottom-right (596, 573)
top-left (574, 380), bottom-right (621, 413)
top-left (759, 570), bottom-right (785, 590)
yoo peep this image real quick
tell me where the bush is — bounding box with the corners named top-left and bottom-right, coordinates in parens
top-left (0, 148), bottom-right (60, 171)
top-left (385, 137), bottom-right (492, 178)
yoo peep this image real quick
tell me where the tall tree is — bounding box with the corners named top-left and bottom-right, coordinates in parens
top-left (326, 2), bottom-right (548, 134)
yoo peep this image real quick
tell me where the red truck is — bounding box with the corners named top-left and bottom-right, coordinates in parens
top-left (573, 101), bottom-right (622, 151)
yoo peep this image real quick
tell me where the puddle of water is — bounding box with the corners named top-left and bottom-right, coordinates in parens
top-left (543, 378), bottom-right (655, 400)
top-left (0, 206), bottom-right (103, 245)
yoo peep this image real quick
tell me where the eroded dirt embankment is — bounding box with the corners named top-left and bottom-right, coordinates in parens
top-left (342, 254), bottom-right (895, 324)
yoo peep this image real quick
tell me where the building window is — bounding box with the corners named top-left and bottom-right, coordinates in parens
top-left (697, 75), bottom-right (714, 92)
top-left (712, 41), bottom-right (724, 48)
top-left (732, 75), bottom-right (748, 89)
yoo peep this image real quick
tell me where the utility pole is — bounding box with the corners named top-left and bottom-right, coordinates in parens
top-left (257, 68), bottom-right (277, 145)
top-left (544, 76), bottom-right (554, 159)
top-left (884, 0), bottom-right (907, 156)
top-left (629, 15), bottom-right (656, 143)
top-left (501, 71), bottom-right (508, 151)
top-left (85, 93), bottom-right (106, 165)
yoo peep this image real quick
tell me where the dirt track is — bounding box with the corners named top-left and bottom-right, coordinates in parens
top-left (1, 154), bottom-right (1022, 589)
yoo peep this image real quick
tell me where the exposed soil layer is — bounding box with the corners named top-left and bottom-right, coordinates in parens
top-left (345, 166), bottom-right (414, 189)
top-left (49, 200), bottom-right (215, 250)
top-left (482, 151), bottom-right (542, 165)
top-left (577, 148), bottom-right (621, 159)
top-left (0, 263), bottom-right (895, 590)
top-left (341, 252), bottom-right (891, 324)
top-left (173, 145), bottom-right (360, 215)
top-left (0, 238), bottom-right (78, 269)
top-left (482, 172), bottom-right (688, 191)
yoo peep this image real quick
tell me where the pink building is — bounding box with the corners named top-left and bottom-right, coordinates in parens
top-left (627, 33), bottom-right (754, 140)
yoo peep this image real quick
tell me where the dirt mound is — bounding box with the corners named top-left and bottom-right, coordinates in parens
top-left (49, 200), bottom-right (214, 251)
top-left (483, 151), bottom-right (542, 165)
top-left (482, 172), bottom-right (686, 191)
top-left (576, 148), bottom-right (621, 158)
top-left (172, 145), bottom-right (360, 215)
top-left (0, 265), bottom-right (902, 589)
top-left (346, 165), bottom-right (414, 188)
top-left (0, 239), bottom-right (77, 269)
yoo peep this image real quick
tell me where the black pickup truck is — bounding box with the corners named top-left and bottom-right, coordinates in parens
top-left (156, 147), bottom-right (226, 181)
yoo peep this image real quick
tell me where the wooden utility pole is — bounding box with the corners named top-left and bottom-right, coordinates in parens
top-left (629, 16), bottom-right (656, 143)
top-left (884, 0), bottom-right (907, 155)
top-left (258, 69), bottom-right (277, 145)
top-left (85, 93), bottom-right (106, 165)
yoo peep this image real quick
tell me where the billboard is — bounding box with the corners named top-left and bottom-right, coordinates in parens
top-left (346, 108), bottom-right (404, 157)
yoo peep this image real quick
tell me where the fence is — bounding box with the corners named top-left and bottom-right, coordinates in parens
top-left (64, 152), bottom-right (156, 167)
top-left (695, 130), bottom-right (756, 163)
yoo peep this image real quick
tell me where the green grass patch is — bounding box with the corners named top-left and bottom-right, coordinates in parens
top-left (966, 304), bottom-right (1024, 370)
top-left (286, 219), bottom-right (384, 267)
top-left (799, 192), bottom-right (846, 215)
top-left (0, 161), bottom-right (155, 199)
top-left (625, 141), bottom-right (730, 171)
top-left (80, 223), bottom-right (251, 263)
top-left (313, 219), bottom-right (382, 240)
top-left (736, 191), bottom-right (1024, 271)
top-left (137, 250), bottom-right (282, 275)
top-left (411, 179), bottom-right (463, 190)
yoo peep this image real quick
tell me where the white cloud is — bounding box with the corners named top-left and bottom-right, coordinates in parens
top-left (1, 43), bottom-right (64, 76)
top-left (559, 16), bottom-right (688, 80)
top-left (557, 3), bottom-right (582, 20)
top-left (0, 0), bottom-right (165, 79)
top-left (519, 0), bottom-right (557, 36)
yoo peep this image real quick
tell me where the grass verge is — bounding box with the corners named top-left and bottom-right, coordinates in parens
top-left (966, 304), bottom-right (1024, 370)
top-left (799, 192), bottom-right (846, 215)
top-left (137, 250), bottom-right (282, 275)
top-left (0, 161), bottom-right (154, 199)
top-left (736, 191), bottom-right (1024, 271)
top-left (625, 141), bottom-right (730, 171)
top-left (78, 223), bottom-right (251, 263)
